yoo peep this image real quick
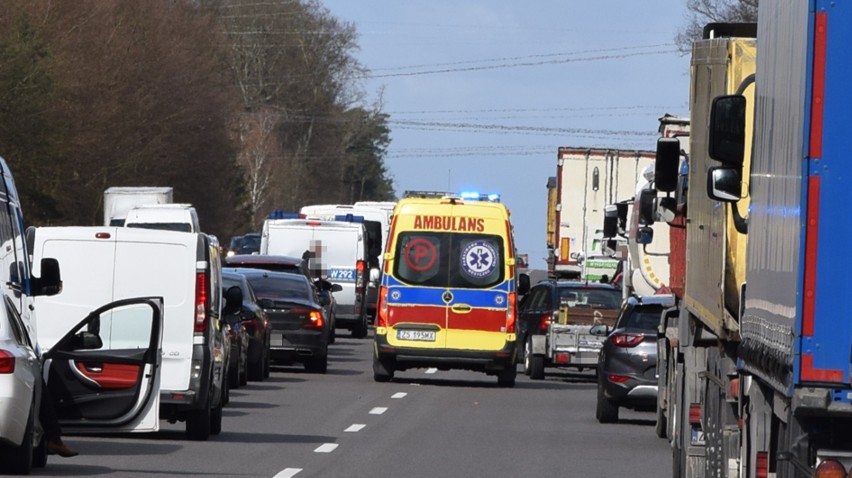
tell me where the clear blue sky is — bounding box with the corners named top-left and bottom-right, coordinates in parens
top-left (321, 0), bottom-right (690, 269)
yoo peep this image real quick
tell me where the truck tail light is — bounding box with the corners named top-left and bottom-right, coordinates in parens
top-left (376, 286), bottom-right (389, 327)
top-left (611, 333), bottom-right (644, 347)
top-left (815, 459), bottom-right (847, 478)
top-left (355, 260), bottom-right (366, 295)
top-left (0, 350), bottom-right (14, 373)
top-left (505, 292), bottom-right (516, 333)
top-left (194, 272), bottom-right (209, 333)
top-left (689, 402), bottom-right (702, 425)
top-left (755, 451), bottom-right (768, 478)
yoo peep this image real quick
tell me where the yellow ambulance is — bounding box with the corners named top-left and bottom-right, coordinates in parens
top-left (373, 192), bottom-right (529, 387)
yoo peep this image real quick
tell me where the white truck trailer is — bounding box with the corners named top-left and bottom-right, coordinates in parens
top-left (103, 186), bottom-right (173, 226)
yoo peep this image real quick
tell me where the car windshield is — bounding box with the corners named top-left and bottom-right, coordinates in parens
top-left (393, 231), bottom-right (504, 289)
top-left (245, 275), bottom-right (310, 301)
top-left (126, 222), bottom-right (192, 232)
top-left (558, 287), bottom-right (621, 308)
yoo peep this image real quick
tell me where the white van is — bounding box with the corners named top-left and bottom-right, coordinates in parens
top-left (260, 218), bottom-right (370, 338)
top-left (29, 226), bottom-right (229, 440)
top-left (124, 203), bottom-right (200, 233)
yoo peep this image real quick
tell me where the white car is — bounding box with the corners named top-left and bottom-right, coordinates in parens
top-left (0, 297), bottom-right (164, 474)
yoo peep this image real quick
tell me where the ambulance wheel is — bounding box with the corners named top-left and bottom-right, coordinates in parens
top-left (497, 365), bottom-right (516, 388)
top-left (373, 355), bottom-right (394, 382)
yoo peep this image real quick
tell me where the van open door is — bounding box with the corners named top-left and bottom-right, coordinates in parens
top-left (42, 297), bottom-right (164, 433)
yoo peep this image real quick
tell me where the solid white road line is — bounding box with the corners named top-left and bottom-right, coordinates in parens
top-left (391, 392), bottom-right (407, 399)
top-left (345, 424), bottom-right (366, 432)
top-left (273, 468), bottom-right (303, 478)
top-left (369, 407), bottom-right (388, 415)
top-left (425, 368), bottom-right (438, 374)
top-left (314, 443), bottom-right (339, 453)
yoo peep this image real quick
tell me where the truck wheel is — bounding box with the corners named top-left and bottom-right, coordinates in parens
top-left (529, 354), bottom-right (545, 380)
top-left (186, 404), bottom-right (212, 441)
top-left (655, 399), bottom-right (668, 438)
top-left (305, 355), bottom-right (328, 374)
top-left (497, 365), bottom-right (516, 388)
top-left (373, 355), bottom-right (394, 382)
top-left (595, 380), bottom-right (619, 423)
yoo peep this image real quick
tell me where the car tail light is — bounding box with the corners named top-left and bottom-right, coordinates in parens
top-left (815, 459), bottom-right (847, 478)
top-left (304, 310), bottom-right (323, 329)
top-left (355, 260), bottom-right (366, 295)
top-left (505, 292), bottom-right (516, 333)
top-left (755, 451), bottom-right (768, 478)
top-left (611, 333), bottom-right (644, 347)
top-left (194, 272), bottom-right (209, 333)
top-left (0, 350), bottom-right (14, 373)
top-left (538, 312), bottom-right (552, 331)
top-left (608, 374), bottom-right (629, 383)
top-left (689, 403), bottom-right (702, 425)
top-left (377, 286), bottom-right (389, 327)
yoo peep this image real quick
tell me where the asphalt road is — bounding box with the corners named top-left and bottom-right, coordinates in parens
top-left (24, 331), bottom-right (672, 478)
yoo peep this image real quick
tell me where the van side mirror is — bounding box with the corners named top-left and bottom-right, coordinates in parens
top-left (31, 258), bottom-right (62, 296)
top-left (518, 273), bottom-right (531, 296)
top-left (707, 167), bottom-right (742, 202)
top-left (223, 286), bottom-right (243, 315)
top-left (655, 138), bottom-right (681, 192)
top-left (709, 95), bottom-right (746, 166)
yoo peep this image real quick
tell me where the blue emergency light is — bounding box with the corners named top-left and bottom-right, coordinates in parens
top-left (334, 214), bottom-right (365, 222)
top-left (459, 191), bottom-right (501, 202)
top-left (268, 210), bottom-right (304, 219)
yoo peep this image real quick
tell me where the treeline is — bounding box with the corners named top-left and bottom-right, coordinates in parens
top-left (0, 0), bottom-right (393, 238)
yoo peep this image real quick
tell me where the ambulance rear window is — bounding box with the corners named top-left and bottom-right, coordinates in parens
top-left (394, 232), bottom-right (504, 288)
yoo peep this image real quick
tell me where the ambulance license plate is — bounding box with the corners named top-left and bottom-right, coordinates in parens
top-left (397, 330), bottom-right (436, 342)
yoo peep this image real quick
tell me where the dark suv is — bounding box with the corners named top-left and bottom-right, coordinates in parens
top-left (595, 294), bottom-right (675, 423)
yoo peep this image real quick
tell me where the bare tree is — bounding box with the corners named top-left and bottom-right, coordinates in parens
top-left (676, 0), bottom-right (758, 53)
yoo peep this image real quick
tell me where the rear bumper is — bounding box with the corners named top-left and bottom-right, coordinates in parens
top-left (374, 333), bottom-right (516, 372)
top-left (269, 329), bottom-right (327, 362)
top-left (600, 374), bottom-right (658, 407)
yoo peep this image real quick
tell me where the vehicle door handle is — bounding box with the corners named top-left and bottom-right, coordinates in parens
top-left (451, 304), bottom-right (472, 314)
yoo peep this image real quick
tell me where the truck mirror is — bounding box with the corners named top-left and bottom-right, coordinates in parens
top-left (616, 202), bottom-right (628, 231)
top-left (636, 226), bottom-right (654, 245)
top-left (707, 166), bottom-right (742, 202)
top-left (602, 205), bottom-right (618, 238)
top-left (638, 189), bottom-right (656, 226)
top-left (655, 138), bottom-right (681, 192)
top-left (709, 95), bottom-right (746, 166)
top-left (658, 197), bottom-right (677, 223)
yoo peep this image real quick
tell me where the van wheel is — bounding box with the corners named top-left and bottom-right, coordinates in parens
top-left (373, 355), bottom-right (394, 382)
top-left (497, 365), bottom-right (516, 388)
top-left (210, 401), bottom-right (223, 436)
top-left (352, 317), bottom-right (369, 339)
top-left (186, 404), bottom-right (212, 441)
top-left (0, 403), bottom-right (34, 474)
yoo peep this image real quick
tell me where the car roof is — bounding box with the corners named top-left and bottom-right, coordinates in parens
top-left (626, 294), bottom-right (676, 307)
top-left (538, 280), bottom-right (619, 290)
top-left (225, 254), bottom-right (303, 266)
top-left (224, 267), bottom-right (307, 282)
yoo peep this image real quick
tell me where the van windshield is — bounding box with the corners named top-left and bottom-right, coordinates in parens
top-left (126, 223), bottom-right (192, 233)
top-left (394, 231), bottom-right (504, 289)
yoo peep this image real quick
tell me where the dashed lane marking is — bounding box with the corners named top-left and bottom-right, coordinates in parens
top-left (370, 407), bottom-right (388, 415)
top-left (425, 368), bottom-right (438, 374)
top-left (345, 424), bottom-right (366, 432)
top-left (314, 443), bottom-right (339, 453)
top-left (391, 392), bottom-right (407, 399)
top-left (273, 468), bottom-right (302, 478)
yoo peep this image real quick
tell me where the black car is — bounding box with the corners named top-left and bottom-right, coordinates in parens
top-left (235, 269), bottom-right (331, 373)
top-left (516, 280), bottom-right (622, 369)
top-left (222, 270), bottom-right (271, 381)
top-left (595, 294), bottom-right (675, 423)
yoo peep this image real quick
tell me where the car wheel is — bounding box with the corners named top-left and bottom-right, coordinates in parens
top-left (228, 355), bottom-right (240, 389)
top-left (497, 365), bottom-right (516, 388)
top-left (529, 355), bottom-right (545, 380)
top-left (595, 379), bottom-right (619, 423)
top-left (32, 433), bottom-right (47, 469)
top-left (239, 347), bottom-right (249, 386)
top-left (186, 402), bottom-right (212, 441)
top-left (373, 354), bottom-right (394, 382)
top-left (263, 346), bottom-right (271, 379)
top-left (0, 403), bottom-right (34, 474)
top-left (248, 349), bottom-right (265, 381)
top-left (523, 337), bottom-right (532, 376)
top-left (304, 355), bottom-right (328, 374)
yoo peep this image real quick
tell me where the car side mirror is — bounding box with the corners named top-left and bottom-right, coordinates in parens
top-left (223, 286), bottom-right (243, 316)
top-left (589, 324), bottom-right (610, 336)
top-left (332, 283), bottom-right (343, 293)
top-left (71, 331), bottom-right (103, 350)
top-left (318, 293), bottom-right (331, 307)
